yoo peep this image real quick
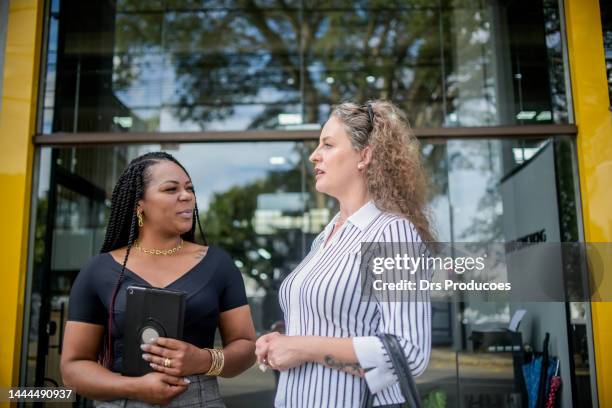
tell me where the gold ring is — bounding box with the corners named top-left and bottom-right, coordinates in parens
top-left (164, 358), bottom-right (172, 368)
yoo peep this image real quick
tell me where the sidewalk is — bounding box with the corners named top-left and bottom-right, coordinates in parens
top-left (217, 348), bottom-right (517, 407)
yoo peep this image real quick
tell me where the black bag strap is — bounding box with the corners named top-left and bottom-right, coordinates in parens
top-left (360, 334), bottom-right (422, 408)
top-left (360, 386), bottom-right (375, 408)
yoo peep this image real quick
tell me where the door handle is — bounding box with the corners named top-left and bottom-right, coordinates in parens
top-left (47, 320), bottom-right (57, 336)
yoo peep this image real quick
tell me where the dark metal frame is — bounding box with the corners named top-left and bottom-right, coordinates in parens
top-left (33, 124), bottom-right (577, 145)
top-left (34, 154), bottom-right (107, 390)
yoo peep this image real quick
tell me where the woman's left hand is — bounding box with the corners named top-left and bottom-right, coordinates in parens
top-left (265, 334), bottom-right (309, 371)
top-left (142, 337), bottom-right (209, 377)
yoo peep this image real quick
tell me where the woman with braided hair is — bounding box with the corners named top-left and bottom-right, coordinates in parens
top-left (61, 152), bottom-right (256, 407)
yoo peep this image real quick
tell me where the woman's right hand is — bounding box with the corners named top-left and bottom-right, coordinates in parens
top-left (132, 371), bottom-right (190, 405)
top-left (255, 331), bottom-right (281, 366)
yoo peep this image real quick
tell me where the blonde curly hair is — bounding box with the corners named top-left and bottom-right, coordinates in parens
top-left (332, 100), bottom-right (435, 243)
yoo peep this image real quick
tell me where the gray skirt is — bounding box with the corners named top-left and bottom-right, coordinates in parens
top-left (93, 374), bottom-right (225, 408)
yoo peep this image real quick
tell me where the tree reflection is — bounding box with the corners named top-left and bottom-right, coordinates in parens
top-left (202, 149), bottom-right (307, 289)
top-left (109, 0), bottom-right (566, 130)
top-left (201, 140), bottom-right (449, 288)
top-left (109, 0), bottom-right (565, 255)
top-left (113, 0), bottom-right (452, 128)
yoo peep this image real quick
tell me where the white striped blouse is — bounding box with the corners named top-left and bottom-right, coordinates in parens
top-left (275, 201), bottom-right (432, 407)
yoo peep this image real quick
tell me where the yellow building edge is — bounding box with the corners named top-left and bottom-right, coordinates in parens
top-left (0, 0), bottom-right (43, 395)
top-left (565, 0), bottom-right (612, 405)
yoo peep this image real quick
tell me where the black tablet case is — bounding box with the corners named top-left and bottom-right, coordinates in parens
top-left (121, 285), bottom-right (186, 376)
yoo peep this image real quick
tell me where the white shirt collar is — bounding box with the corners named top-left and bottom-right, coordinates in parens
top-left (333, 201), bottom-right (381, 231)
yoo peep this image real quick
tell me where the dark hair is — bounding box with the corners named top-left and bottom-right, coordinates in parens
top-left (98, 151), bottom-right (207, 368)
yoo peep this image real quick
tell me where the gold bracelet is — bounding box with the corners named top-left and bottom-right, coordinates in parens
top-left (210, 348), bottom-right (224, 376)
top-left (204, 348), bottom-right (224, 376)
top-left (204, 348), bottom-right (216, 375)
top-left (208, 349), bottom-right (220, 376)
top-left (204, 348), bottom-right (215, 375)
top-left (214, 348), bottom-right (225, 376)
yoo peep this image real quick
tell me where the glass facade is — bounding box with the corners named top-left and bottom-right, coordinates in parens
top-left (40, 0), bottom-right (568, 134)
top-left (601, 0), bottom-right (612, 107)
top-left (25, 135), bottom-right (592, 407)
top-left (22, 1), bottom-right (598, 407)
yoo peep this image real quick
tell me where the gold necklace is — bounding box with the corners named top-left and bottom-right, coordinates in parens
top-left (134, 238), bottom-right (184, 256)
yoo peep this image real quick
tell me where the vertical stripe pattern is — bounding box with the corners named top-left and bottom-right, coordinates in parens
top-left (275, 202), bottom-right (432, 407)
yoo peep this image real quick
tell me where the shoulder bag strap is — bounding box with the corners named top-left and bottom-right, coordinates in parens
top-left (379, 333), bottom-right (422, 408)
top-left (360, 334), bottom-right (422, 408)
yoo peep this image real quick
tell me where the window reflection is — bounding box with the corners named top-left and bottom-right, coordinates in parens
top-left (25, 136), bottom-right (592, 407)
top-left (42, 0), bottom-right (568, 134)
top-left (601, 0), bottom-right (612, 107)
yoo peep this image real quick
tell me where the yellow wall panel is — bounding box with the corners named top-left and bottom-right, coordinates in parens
top-left (0, 0), bottom-right (43, 393)
top-left (3, 7), bottom-right (40, 102)
top-left (564, 0), bottom-right (612, 405)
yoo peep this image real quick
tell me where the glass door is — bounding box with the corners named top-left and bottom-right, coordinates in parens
top-left (30, 150), bottom-right (107, 406)
top-left (24, 136), bottom-right (593, 407)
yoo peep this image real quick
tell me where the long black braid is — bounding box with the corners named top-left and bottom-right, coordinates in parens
top-left (99, 152), bottom-right (207, 369)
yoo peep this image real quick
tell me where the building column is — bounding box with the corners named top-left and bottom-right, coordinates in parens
top-left (565, 0), bottom-right (612, 404)
top-left (0, 0), bottom-right (43, 391)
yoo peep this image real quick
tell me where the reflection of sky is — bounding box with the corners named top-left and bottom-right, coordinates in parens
top-left (38, 148), bottom-right (52, 198)
top-left (41, 0), bottom-right (60, 133)
top-left (168, 142), bottom-right (302, 211)
top-left (446, 140), bottom-right (503, 242)
top-left (36, 139), bottom-right (513, 246)
top-left (40, 1), bottom-right (569, 133)
top-left (429, 195), bottom-right (451, 241)
top-left (36, 142), bottom-right (306, 213)
top-left (108, 6), bottom-right (499, 131)
top-left (112, 49), bottom-right (300, 130)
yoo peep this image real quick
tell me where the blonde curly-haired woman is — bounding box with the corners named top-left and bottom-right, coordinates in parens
top-left (256, 100), bottom-right (434, 407)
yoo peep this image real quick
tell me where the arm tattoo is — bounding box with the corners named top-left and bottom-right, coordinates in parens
top-left (323, 355), bottom-right (364, 376)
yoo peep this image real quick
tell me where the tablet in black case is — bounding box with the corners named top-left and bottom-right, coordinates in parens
top-left (121, 285), bottom-right (186, 377)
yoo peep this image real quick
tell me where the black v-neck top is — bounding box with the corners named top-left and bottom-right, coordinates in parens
top-left (67, 245), bottom-right (248, 373)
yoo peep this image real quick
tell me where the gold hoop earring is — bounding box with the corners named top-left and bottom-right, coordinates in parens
top-left (137, 209), bottom-right (144, 227)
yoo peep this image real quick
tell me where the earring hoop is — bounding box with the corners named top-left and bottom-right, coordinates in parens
top-left (137, 209), bottom-right (144, 228)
